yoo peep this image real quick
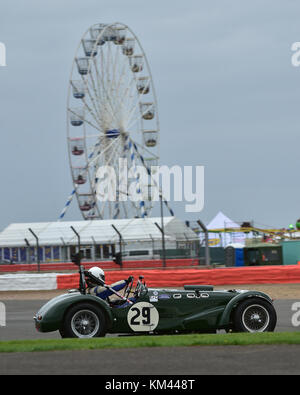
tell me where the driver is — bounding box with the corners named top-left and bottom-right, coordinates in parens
top-left (86, 267), bottom-right (133, 302)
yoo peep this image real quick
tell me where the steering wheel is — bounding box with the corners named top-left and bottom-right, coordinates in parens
top-left (134, 276), bottom-right (145, 298)
top-left (134, 281), bottom-right (141, 298)
top-left (124, 276), bottom-right (134, 299)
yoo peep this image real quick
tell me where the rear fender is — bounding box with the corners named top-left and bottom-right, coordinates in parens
top-left (218, 291), bottom-right (273, 328)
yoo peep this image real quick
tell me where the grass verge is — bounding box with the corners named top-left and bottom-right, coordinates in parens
top-left (0, 332), bottom-right (300, 353)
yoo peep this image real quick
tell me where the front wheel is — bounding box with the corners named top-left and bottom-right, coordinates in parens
top-left (61, 303), bottom-right (107, 338)
top-left (233, 298), bottom-right (277, 333)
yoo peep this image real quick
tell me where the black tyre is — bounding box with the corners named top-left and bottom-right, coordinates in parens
top-left (233, 298), bottom-right (277, 333)
top-left (62, 303), bottom-right (107, 338)
top-left (59, 328), bottom-right (67, 338)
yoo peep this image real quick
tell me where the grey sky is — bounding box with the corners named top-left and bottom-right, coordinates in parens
top-left (0, 0), bottom-right (300, 230)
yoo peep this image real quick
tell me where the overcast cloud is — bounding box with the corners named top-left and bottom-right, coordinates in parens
top-left (0, 0), bottom-right (300, 229)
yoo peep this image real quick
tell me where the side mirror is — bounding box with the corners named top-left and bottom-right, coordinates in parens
top-left (71, 251), bottom-right (84, 267)
top-left (113, 252), bottom-right (122, 267)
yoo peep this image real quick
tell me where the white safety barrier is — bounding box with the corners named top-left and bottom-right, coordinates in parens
top-left (0, 273), bottom-right (59, 291)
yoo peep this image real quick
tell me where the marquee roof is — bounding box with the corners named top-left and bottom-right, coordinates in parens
top-left (0, 217), bottom-right (198, 248)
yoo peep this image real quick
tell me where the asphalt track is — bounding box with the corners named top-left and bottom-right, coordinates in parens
top-left (0, 300), bottom-right (299, 375)
top-left (1, 345), bottom-right (300, 375)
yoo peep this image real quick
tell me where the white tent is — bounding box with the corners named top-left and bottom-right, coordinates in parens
top-left (204, 211), bottom-right (247, 248)
top-left (0, 217), bottom-right (199, 263)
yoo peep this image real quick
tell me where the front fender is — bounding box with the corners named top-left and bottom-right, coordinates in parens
top-left (218, 291), bottom-right (274, 328)
top-left (35, 292), bottom-right (114, 333)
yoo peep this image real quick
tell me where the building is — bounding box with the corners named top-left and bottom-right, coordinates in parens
top-left (0, 217), bottom-right (199, 264)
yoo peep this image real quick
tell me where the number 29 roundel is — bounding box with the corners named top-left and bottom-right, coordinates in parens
top-left (127, 302), bottom-right (159, 332)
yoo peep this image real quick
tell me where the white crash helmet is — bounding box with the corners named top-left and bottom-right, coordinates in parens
top-left (88, 267), bottom-right (105, 283)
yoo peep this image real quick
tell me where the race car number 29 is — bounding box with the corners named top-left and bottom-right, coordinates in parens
top-left (127, 302), bottom-right (159, 332)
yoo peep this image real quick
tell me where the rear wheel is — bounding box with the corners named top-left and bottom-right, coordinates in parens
top-left (62, 303), bottom-right (107, 338)
top-left (233, 298), bottom-right (277, 333)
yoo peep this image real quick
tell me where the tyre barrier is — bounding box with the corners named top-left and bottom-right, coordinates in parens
top-left (1, 265), bottom-right (300, 291)
top-left (0, 273), bottom-right (59, 291)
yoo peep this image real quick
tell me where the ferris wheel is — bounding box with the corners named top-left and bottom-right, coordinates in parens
top-left (66, 22), bottom-right (160, 220)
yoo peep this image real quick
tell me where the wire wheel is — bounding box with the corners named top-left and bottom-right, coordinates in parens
top-left (241, 304), bottom-right (270, 332)
top-left (67, 22), bottom-right (160, 220)
top-left (241, 304), bottom-right (270, 333)
top-left (232, 297), bottom-right (277, 333)
top-left (71, 309), bottom-right (100, 338)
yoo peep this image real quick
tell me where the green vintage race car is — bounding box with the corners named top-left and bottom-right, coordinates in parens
top-left (34, 262), bottom-right (277, 338)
